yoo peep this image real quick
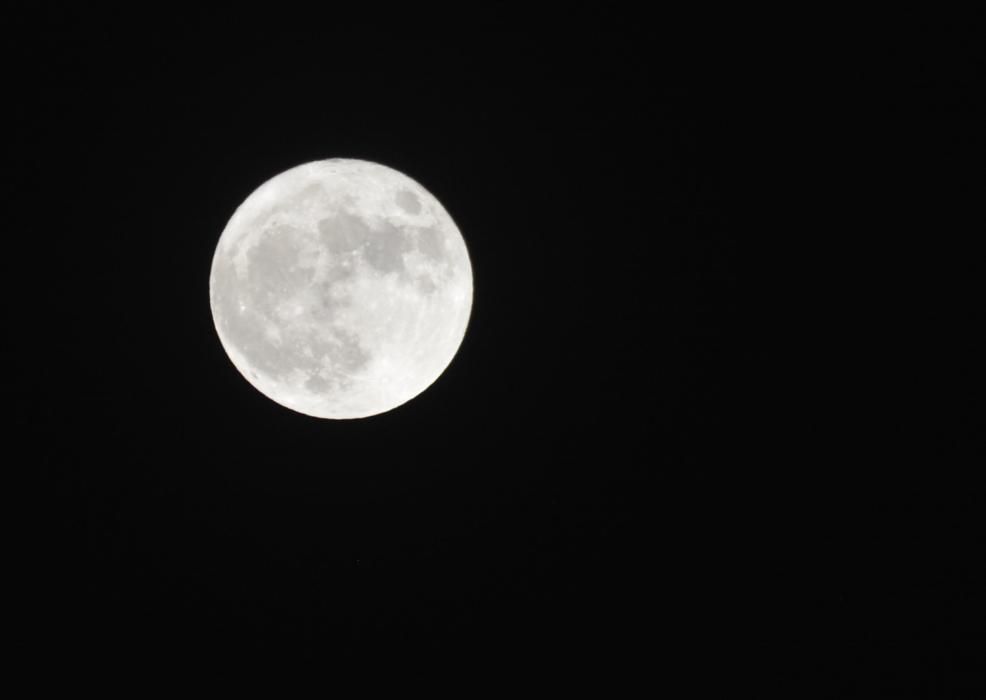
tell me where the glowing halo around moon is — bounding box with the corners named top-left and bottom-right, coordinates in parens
top-left (209, 158), bottom-right (473, 419)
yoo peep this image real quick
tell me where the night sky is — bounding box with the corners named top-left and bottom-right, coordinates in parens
top-left (16, 7), bottom-right (982, 692)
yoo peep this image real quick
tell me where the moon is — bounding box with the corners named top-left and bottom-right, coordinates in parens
top-left (209, 158), bottom-right (473, 419)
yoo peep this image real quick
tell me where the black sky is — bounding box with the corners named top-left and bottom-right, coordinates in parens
top-left (14, 7), bottom-right (983, 692)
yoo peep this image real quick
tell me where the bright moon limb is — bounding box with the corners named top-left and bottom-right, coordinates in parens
top-left (209, 158), bottom-right (473, 419)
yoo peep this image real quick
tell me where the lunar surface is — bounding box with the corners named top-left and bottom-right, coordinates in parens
top-left (209, 159), bottom-right (472, 419)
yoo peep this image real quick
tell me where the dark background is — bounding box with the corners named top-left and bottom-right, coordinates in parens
top-left (13, 7), bottom-right (983, 693)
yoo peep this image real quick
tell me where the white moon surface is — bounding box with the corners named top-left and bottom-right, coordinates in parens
top-left (209, 159), bottom-right (472, 419)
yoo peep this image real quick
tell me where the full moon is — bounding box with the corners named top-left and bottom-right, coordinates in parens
top-left (209, 158), bottom-right (473, 419)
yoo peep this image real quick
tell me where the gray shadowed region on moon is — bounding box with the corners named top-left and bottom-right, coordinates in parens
top-left (209, 158), bottom-right (473, 419)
